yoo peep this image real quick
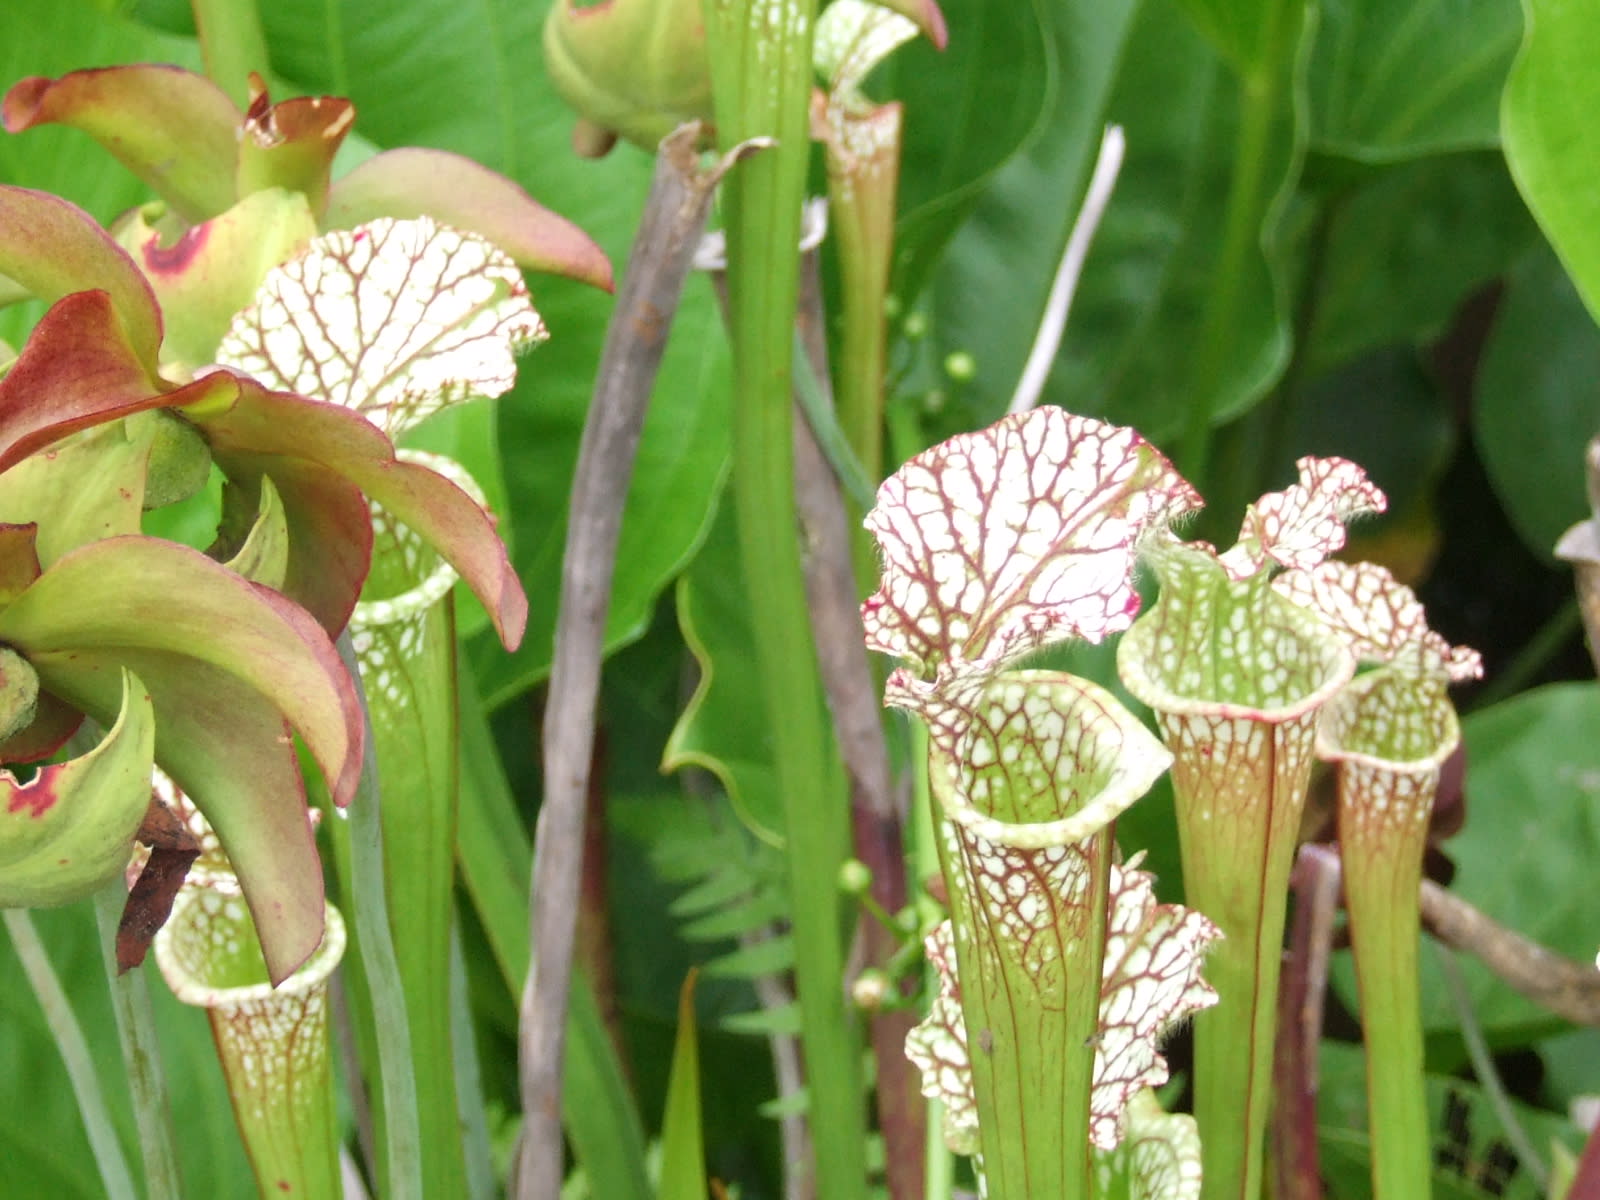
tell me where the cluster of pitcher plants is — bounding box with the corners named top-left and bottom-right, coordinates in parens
top-left (3, 0), bottom-right (1599, 1198)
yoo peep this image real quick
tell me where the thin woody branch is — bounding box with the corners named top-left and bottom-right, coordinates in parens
top-left (517, 122), bottom-right (769, 1200)
top-left (1420, 878), bottom-right (1600, 1027)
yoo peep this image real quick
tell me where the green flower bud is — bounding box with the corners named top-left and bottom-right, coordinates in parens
top-left (837, 857), bottom-right (874, 897)
top-left (543, 0), bottom-right (713, 156)
top-left (141, 412), bottom-right (213, 510)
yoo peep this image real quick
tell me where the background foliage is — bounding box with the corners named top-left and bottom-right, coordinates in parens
top-left (2, 0), bottom-right (1598, 1195)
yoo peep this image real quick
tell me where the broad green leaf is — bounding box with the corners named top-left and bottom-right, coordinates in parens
top-left (1411, 683), bottom-right (1600, 1045)
top-left (1304, 152), bottom-right (1538, 377)
top-left (1502, 0), bottom-right (1600, 324)
top-left (0, 669), bottom-right (153, 907)
top-left (664, 496), bottom-right (784, 843)
top-left (1173, 0), bottom-right (1298, 77)
top-left (1050, 0), bottom-right (1308, 447)
top-left (880, 0), bottom-right (1052, 303)
top-left (1307, 0), bottom-right (1521, 161)
top-left (1473, 247), bottom-right (1600, 560)
top-left (473, 285), bottom-right (732, 705)
top-left (0, 901), bottom-right (255, 1200)
top-left (656, 971), bottom-right (708, 1200)
top-left (919, 0), bottom-right (1139, 432)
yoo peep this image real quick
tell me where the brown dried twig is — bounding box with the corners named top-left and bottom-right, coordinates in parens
top-left (516, 123), bottom-right (770, 1200)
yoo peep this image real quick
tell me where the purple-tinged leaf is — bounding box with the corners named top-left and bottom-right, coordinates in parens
top-left (324, 148), bottom-right (614, 291)
top-left (0, 669), bottom-right (154, 908)
top-left (0, 691), bottom-right (83, 765)
top-left (1274, 561), bottom-right (1483, 683)
top-left (0, 187), bottom-right (165, 371)
top-left (2, 68), bottom-right (240, 224)
top-left (216, 217), bottom-right (548, 443)
top-left (115, 188), bottom-right (319, 370)
top-left (1218, 456), bottom-right (1387, 580)
top-left (236, 79), bottom-right (354, 217)
top-left (863, 407), bottom-right (1200, 712)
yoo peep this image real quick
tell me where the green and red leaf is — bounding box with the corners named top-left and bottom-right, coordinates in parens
top-left (0, 668), bottom-right (154, 908)
top-left (0, 536), bottom-right (362, 981)
top-left (2, 67), bottom-right (240, 224)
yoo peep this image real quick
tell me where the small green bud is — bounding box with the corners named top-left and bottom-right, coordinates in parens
top-left (850, 969), bottom-right (891, 1012)
top-left (902, 312), bottom-right (928, 339)
top-left (838, 858), bottom-right (874, 898)
top-left (142, 412), bottom-right (213, 510)
top-left (944, 351), bottom-right (977, 382)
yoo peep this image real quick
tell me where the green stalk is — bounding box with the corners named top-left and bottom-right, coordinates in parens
top-left (349, 486), bottom-right (469, 1200)
top-left (189, 0), bottom-right (271, 107)
top-left (1120, 567), bottom-right (1352, 1200)
top-left (1321, 669), bottom-right (1465, 1200)
top-left (93, 882), bottom-right (184, 1199)
top-left (333, 631), bottom-right (424, 1200)
top-left (704, 3), bottom-right (869, 1196)
top-left (1340, 793), bottom-right (1429, 1199)
top-left (1179, 1), bottom-right (1306, 486)
top-left (823, 101), bottom-right (901, 588)
top-left (3, 908), bottom-right (139, 1200)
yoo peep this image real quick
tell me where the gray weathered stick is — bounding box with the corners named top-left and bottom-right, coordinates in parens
top-left (516, 123), bottom-right (769, 1200)
top-left (1420, 878), bottom-right (1600, 1027)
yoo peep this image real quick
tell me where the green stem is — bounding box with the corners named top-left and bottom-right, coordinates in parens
top-left (334, 631), bottom-right (424, 1200)
top-left (353, 563), bottom-right (467, 1198)
top-left (1179, 4), bottom-right (1302, 485)
top-left (1340, 801), bottom-right (1429, 1199)
top-left (705, 2), bottom-right (869, 1194)
top-left (4, 908), bottom-right (139, 1200)
top-left (189, 0), bottom-right (271, 106)
top-left (93, 883), bottom-right (184, 1199)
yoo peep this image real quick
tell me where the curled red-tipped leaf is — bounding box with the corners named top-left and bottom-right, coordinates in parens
top-left (2, 68), bottom-right (239, 223)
